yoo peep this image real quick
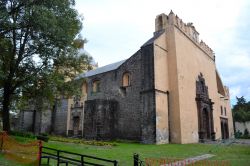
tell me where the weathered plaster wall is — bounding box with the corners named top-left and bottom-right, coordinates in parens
top-left (166, 24), bottom-right (182, 143)
top-left (52, 99), bottom-right (68, 135)
top-left (18, 110), bottom-right (34, 132)
top-left (153, 31), bottom-right (169, 144)
top-left (235, 121), bottom-right (250, 134)
top-left (173, 23), bottom-right (234, 143)
top-left (18, 109), bottom-right (52, 134)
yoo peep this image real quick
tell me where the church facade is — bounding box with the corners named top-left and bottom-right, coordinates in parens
top-left (65, 11), bottom-right (234, 144)
top-left (17, 11), bottom-right (234, 144)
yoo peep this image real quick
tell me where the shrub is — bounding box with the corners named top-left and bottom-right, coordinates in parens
top-left (235, 130), bottom-right (243, 138)
top-left (49, 136), bottom-right (117, 146)
top-left (36, 135), bottom-right (49, 142)
top-left (10, 131), bottom-right (36, 139)
top-left (242, 129), bottom-right (250, 139)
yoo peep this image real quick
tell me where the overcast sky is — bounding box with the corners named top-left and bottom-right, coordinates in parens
top-left (75, 0), bottom-right (250, 104)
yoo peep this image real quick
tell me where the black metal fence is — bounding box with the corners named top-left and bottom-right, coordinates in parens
top-left (133, 153), bottom-right (148, 166)
top-left (40, 146), bottom-right (118, 166)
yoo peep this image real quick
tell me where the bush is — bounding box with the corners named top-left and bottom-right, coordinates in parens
top-left (36, 135), bottom-right (49, 142)
top-left (241, 129), bottom-right (250, 139)
top-left (234, 130), bottom-right (242, 138)
top-left (10, 131), bottom-right (36, 139)
top-left (49, 136), bottom-right (117, 146)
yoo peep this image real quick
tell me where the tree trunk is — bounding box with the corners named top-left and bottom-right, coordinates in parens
top-left (2, 84), bottom-right (11, 133)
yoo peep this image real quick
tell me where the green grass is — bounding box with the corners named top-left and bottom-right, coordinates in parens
top-left (0, 136), bottom-right (250, 166)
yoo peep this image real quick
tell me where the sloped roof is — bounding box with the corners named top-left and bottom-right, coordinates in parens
top-left (142, 29), bottom-right (165, 47)
top-left (77, 59), bottom-right (126, 79)
top-left (77, 30), bottom-right (165, 79)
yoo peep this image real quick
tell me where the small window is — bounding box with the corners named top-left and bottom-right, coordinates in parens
top-left (221, 106), bottom-right (223, 115)
top-left (224, 107), bottom-right (227, 116)
top-left (82, 82), bottom-right (88, 95)
top-left (92, 80), bottom-right (100, 93)
top-left (122, 72), bottom-right (131, 87)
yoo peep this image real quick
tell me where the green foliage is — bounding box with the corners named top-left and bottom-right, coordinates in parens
top-left (0, 0), bottom-right (93, 131)
top-left (234, 129), bottom-right (250, 139)
top-left (234, 130), bottom-right (243, 138)
top-left (232, 96), bottom-right (250, 122)
top-left (37, 135), bottom-right (49, 142)
top-left (10, 131), bottom-right (36, 139)
top-left (243, 129), bottom-right (249, 137)
top-left (1, 134), bottom-right (250, 166)
top-left (49, 136), bottom-right (117, 146)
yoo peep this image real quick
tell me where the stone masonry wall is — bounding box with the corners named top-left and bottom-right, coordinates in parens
top-left (84, 99), bottom-right (117, 140)
top-left (140, 44), bottom-right (156, 143)
top-left (85, 50), bottom-right (144, 141)
top-left (52, 99), bottom-right (68, 135)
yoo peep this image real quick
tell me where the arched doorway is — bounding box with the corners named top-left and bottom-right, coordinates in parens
top-left (220, 118), bottom-right (229, 139)
top-left (196, 73), bottom-right (215, 141)
top-left (73, 116), bottom-right (80, 136)
top-left (202, 108), bottom-right (211, 139)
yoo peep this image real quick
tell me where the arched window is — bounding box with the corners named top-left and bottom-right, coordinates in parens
top-left (82, 82), bottom-right (88, 95)
top-left (122, 72), bottom-right (131, 87)
top-left (92, 80), bottom-right (100, 93)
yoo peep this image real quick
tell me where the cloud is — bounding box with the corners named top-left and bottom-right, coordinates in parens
top-left (75, 0), bottom-right (250, 104)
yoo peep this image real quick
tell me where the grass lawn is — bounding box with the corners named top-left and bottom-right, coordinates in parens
top-left (0, 136), bottom-right (250, 166)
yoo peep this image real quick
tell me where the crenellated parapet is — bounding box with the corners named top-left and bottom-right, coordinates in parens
top-left (155, 11), bottom-right (215, 60)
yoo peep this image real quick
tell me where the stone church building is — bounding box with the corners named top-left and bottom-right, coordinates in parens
top-left (18, 11), bottom-right (234, 144)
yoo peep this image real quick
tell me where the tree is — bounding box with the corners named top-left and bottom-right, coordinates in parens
top-left (232, 96), bottom-right (250, 122)
top-left (0, 0), bottom-right (83, 132)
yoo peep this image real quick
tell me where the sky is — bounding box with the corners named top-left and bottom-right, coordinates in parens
top-left (75, 0), bottom-right (250, 104)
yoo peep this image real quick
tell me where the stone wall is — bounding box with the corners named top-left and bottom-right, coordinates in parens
top-left (84, 51), bottom-right (142, 141)
top-left (17, 100), bottom-right (67, 135)
top-left (17, 110), bottom-right (52, 134)
top-left (84, 46), bottom-right (156, 142)
top-left (18, 110), bottom-right (34, 132)
top-left (52, 99), bottom-right (68, 135)
top-left (140, 44), bottom-right (157, 143)
top-left (84, 99), bottom-right (117, 140)
top-left (235, 121), bottom-right (250, 134)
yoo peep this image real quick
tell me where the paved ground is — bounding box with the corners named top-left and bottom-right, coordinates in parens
top-left (233, 139), bottom-right (250, 145)
top-left (202, 138), bottom-right (250, 146)
top-left (162, 154), bottom-right (215, 166)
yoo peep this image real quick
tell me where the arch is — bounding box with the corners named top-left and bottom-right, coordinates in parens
top-left (92, 79), bottom-right (100, 93)
top-left (220, 118), bottom-right (229, 139)
top-left (196, 73), bottom-right (215, 141)
top-left (202, 108), bottom-right (211, 139)
top-left (82, 81), bottom-right (88, 95)
top-left (122, 72), bottom-right (131, 87)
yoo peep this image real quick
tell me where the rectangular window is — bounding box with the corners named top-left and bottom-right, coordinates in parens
top-left (221, 106), bottom-right (223, 115)
top-left (224, 107), bottom-right (227, 116)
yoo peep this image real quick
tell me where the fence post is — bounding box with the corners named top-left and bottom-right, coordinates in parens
top-left (134, 153), bottom-right (139, 166)
top-left (114, 160), bottom-right (118, 166)
top-left (38, 141), bottom-right (42, 166)
top-left (57, 150), bottom-right (60, 166)
top-left (81, 155), bottom-right (84, 166)
top-left (0, 132), bottom-right (4, 151)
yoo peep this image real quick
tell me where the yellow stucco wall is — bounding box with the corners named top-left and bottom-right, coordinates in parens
top-left (153, 12), bottom-right (234, 143)
top-left (154, 32), bottom-right (169, 144)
